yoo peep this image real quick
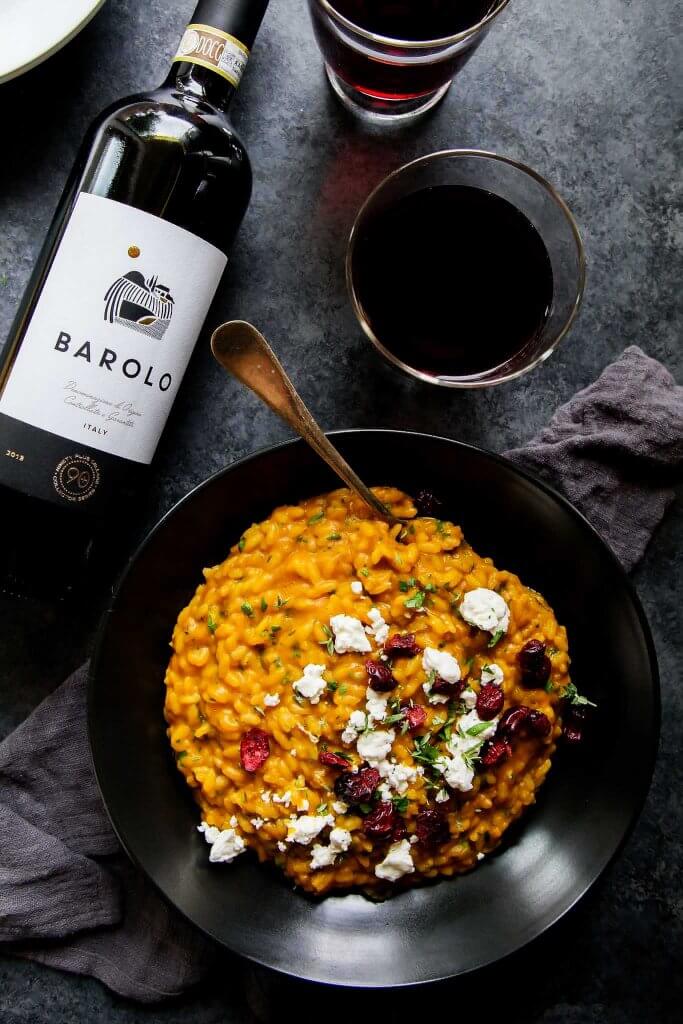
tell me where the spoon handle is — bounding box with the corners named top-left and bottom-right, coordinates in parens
top-left (211, 321), bottom-right (394, 523)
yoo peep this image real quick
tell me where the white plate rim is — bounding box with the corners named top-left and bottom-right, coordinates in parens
top-left (0, 0), bottom-right (108, 85)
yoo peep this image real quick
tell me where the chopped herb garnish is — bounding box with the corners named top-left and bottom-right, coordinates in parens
top-left (238, 536), bottom-right (246, 551)
top-left (308, 511), bottom-right (325, 525)
top-left (338, 684), bottom-right (348, 696)
top-left (384, 712), bottom-right (407, 726)
top-left (545, 679), bottom-right (555, 693)
top-left (548, 646), bottom-right (560, 656)
top-left (561, 683), bottom-right (597, 707)
top-left (320, 623), bottom-right (335, 656)
top-left (327, 533), bottom-right (342, 541)
top-left (327, 680), bottom-right (339, 692)
top-left (465, 721), bottom-right (492, 738)
top-left (436, 520), bottom-right (446, 533)
top-left (274, 656), bottom-right (283, 669)
top-left (358, 803), bottom-right (372, 814)
top-left (465, 657), bottom-right (475, 670)
top-left (488, 628), bottom-right (505, 648)
top-left (317, 803), bottom-right (329, 815)
top-left (399, 578), bottom-right (415, 593)
top-left (360, 567), bottom-right (370, 578)
top-left (241, 601), bottom-right (254, 617)
top-left (333, 750), bottom-right (351, 761)
top-left (413, 735), bottom-right (442, 766)
top-left (404, 590), bottom-right (426, 610)
top-left (270, 625), bottom-right (281, 638)
top-left (275, 595), bottom-right (288, 608)
top-left (176, 750), bottom-right (188, 760)
top-left (392, 796), bottom-right (409, 813)
top-left (260, 597), bottom-right (268, 612)
top-left (207, 607), bottom-right (219, 634)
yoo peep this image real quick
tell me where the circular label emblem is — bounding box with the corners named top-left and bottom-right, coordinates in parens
top-left (178, 28), bottom-right (200, 57)
top-left (53, 454), bottom-right (101, 503)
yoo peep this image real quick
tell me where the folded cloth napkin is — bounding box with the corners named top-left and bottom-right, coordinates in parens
top-left (0, 345), bottom-right (681, 1003)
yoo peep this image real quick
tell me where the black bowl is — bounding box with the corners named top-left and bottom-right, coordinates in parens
top-left (89, 430), bottom-right (659, 985)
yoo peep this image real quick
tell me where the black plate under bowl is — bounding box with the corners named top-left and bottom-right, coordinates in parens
top-left (89, 430), bottom-right (659, 986)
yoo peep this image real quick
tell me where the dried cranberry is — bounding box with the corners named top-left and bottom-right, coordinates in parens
top-left (365, 658), bottom-right (398, 693)
top-left (519, 639), bottom-right (546, 672)
top-left (240, 728), bottom-right (270, 772)
top-left (362, 801), bottom-right (400, 839)
top-left (498, 705), bottom-right (532, 739)
top-left (319, 751), bottom-right (352, 770)
top-left (404, 704), bottom-right (427, 732)
top-left (334, 766), bottom-right (380, 805)
top-left (415, 808), bottom-right (450, 846)
top-left (431, 676), bottom-right (465, 697)
top-left (563, 722), bottom-right (583, 744)
top-left (392, 818), bottom-right (408, 841)
top-left (527, 710), bottom-right (552, 737)
top-left (476, 683), bottom-right (504, 720)
top-left (415, 489), bottom-right (443, 517)
top-left (518, 640), bottom-right (551, 688)
top-left (481, 738), bottom-right (512, 767)
top-left (384, 633), bottom-right (421, 658)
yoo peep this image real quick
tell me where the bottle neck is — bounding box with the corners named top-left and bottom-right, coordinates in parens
top-left (165, 0), bottom-right (269, 112)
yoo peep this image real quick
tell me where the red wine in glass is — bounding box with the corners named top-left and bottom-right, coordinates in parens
top-left (308, 1), bottom-right (500, 113)
top-left (351, 184), bottom-right (554, 378)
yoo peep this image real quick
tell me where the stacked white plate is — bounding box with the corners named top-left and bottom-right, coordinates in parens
top-left (0, 0), bottom-right (107, 84)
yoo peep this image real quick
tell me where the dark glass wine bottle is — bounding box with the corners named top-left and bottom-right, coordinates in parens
top-left (0, 0), bottom-right (270, 598)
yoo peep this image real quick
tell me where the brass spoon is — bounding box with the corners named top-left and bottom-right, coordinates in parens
top-left (210, 320), bottom-right (400, 525)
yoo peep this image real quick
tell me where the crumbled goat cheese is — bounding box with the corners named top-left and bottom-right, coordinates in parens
top-left (310, 827), bottom-right (352, 870)
top-left (437, 755), bottom-right (475, 793)
top-left (263, 692), bottom-right (281, 707)
top-left (330, 614), bottom-right (372, 654)
top-left (332, 801), bottom-right (348, 815)
top-left (260, 791), bottom-right (272, 803)
top-left (480, 663), bottom-right (504, 687)
top-left (272, 791), bottom-right (292, 807)
top-left (293, 663), bottom-right (327, 703)
top-left (250, 817), bottom-right (264, 829)
top-left (341, 709), bottom-right (367, 744)
top-left (350, 580), bottom-right (364, 594)
top-left (461, 687), bottom-right (477, 709)
top-left (229, 816), bottom-right (238, 827)
top-left (277, 841), bottom-right (287, 853)
top-left (357, 728), bottom-right (395, 764)
top-left (435, 788), bottom-right (450, 803)
top-left (477, 852), bottom-right (485, 861)
top-left (374, 839), bottom-right (415, 881)
top-left (366, 686), bottom-right (388, 723)
top-left (198, 822), bottom-right (246, 864)
top-left (365, 607), bottom-right (390, 645)
top-left (378, 758), bottom-right (417, 795)
top-left (286, 814), bottom-right (334, 845)
top-left (460, 588), bottom-right (510, 635)
top-left (422, 647), bottom-right (461, 683)
top-left (290, 749), bottom-right (297, 757)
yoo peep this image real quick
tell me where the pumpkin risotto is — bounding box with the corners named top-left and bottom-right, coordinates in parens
top-left (164, 486), bottom-right (577, 895)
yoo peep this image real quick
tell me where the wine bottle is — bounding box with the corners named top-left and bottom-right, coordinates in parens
top-left (0, 0), bottom-right (270, 598)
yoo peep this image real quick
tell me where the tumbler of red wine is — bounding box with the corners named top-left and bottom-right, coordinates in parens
top-left (347, 150), bottom-right (586, 386)
top-left (307, 1), bottom-right (511, 121)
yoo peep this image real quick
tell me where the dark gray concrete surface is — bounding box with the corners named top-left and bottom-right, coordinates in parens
top-left (0, 0), bottom-right (680, 1021)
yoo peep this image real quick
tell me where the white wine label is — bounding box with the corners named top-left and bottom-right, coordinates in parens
top-left (0, 193), bottom-right (227, 465)
top-left (173, 23), bottom-right (250, 88)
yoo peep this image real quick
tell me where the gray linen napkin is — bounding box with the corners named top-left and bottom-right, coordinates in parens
top-left (0, 345), bottom-right (681, 1003)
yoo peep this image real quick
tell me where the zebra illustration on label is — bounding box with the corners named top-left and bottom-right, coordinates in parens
top-left (104, 271), bottom-right (175, 340)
